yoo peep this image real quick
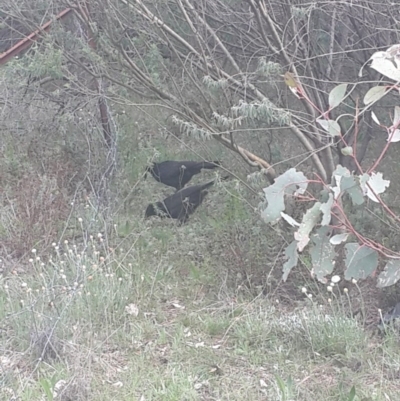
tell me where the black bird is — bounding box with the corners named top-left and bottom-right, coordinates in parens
top-left (145, 160), bottom-right (220, 190)
top-left (145, 178), bottom-right (225, 223)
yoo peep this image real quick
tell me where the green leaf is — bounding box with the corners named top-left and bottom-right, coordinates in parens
top-left (281, 212), bottom-right (300, 227)
top-left (283, 240), bottom-right (299, 281)
top-left (310, 226), bottom-right (336, 282)
top-left (275, 374), bottom-right (286, 398)
top-left (388, 129), bottom-right (400, 143)
top-left (347, 385), bottom-right (356, 401)
top-left (371, 111), bottom-right (380, 125)
top-left (394, 106), bottom-right (400, 126)
top-left (319, 193), bottom-right (333, 226)
top-left (342, 175), bottom-right (364, 205)
top-left (344, 243), bottom-right (378, 280)
top-left (377, 260), bottom-right (400, 288)
top-left (294, 202), bottom-right (322, 252)
top-left (261, 169), bottom-right (308, 224)
top-left (330, 233), bottom-right (349, 245)
top-left (361, 172), bottom-right (390, 203)
top-left (316, 118), bottom-right (341, 136)
top-left (329, 83), bottom-right (348, 109)
top-left (319, 188), bottom-right (330, 202)
top-left (370, 56), bottom-right (400, 82)
top-left (332, 166), bottom-right (365, 205)
top-left (39, 378), bottom-right (54, 401)
top-left (341, 146), bottom-right (353, 156)
top-left (363, 86), bottom-right (387, 105)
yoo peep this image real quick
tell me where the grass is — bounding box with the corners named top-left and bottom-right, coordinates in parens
top-left (0, 149), bottom-right (399, 401)
top-left (1, 212), bottom-right (400, 401)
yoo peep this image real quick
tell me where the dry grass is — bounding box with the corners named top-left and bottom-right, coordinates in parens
top-left (0, 96), bottom-right (398, 401)
top-left (1, 203), bottom-right (400, 401)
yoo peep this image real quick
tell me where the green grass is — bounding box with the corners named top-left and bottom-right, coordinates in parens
top-left (0, 174), bottom-right (398, 401)
top-left (1, 219), bottom-right (400, 401)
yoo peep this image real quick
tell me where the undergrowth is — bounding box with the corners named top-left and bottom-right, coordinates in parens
top-left (1, 209), bottom-right (400, 401)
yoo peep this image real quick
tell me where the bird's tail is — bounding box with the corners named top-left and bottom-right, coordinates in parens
top-left (198, 161), bottom-right (220, 169)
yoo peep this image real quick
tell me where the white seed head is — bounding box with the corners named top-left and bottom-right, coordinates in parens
top-left (343, 288), bottom-right (348, 293)
top-left (331, 275), bottom-right (341, 283)
top-left (327, 286), bottom-right (333, 292)
top-left (307, 293), bottom-right (313, 299)
top-left (31, 249), bottom-right (37, 254)
top-left (301, 287), bottom-right (307, 294)
top-left (351, 279), bottom-right (357, 284)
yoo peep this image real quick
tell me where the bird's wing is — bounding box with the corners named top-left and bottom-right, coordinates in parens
top-left (158, 161), bottom-right (184, 179)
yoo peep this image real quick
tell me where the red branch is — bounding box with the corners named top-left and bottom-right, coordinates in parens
top-left (0, 8), bottom-right (72, 65)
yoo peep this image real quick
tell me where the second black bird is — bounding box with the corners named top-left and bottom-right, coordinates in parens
top-left (145, 179), bottom-right (218, 224)
top-left (146, 160), bottom-right (220, 190)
